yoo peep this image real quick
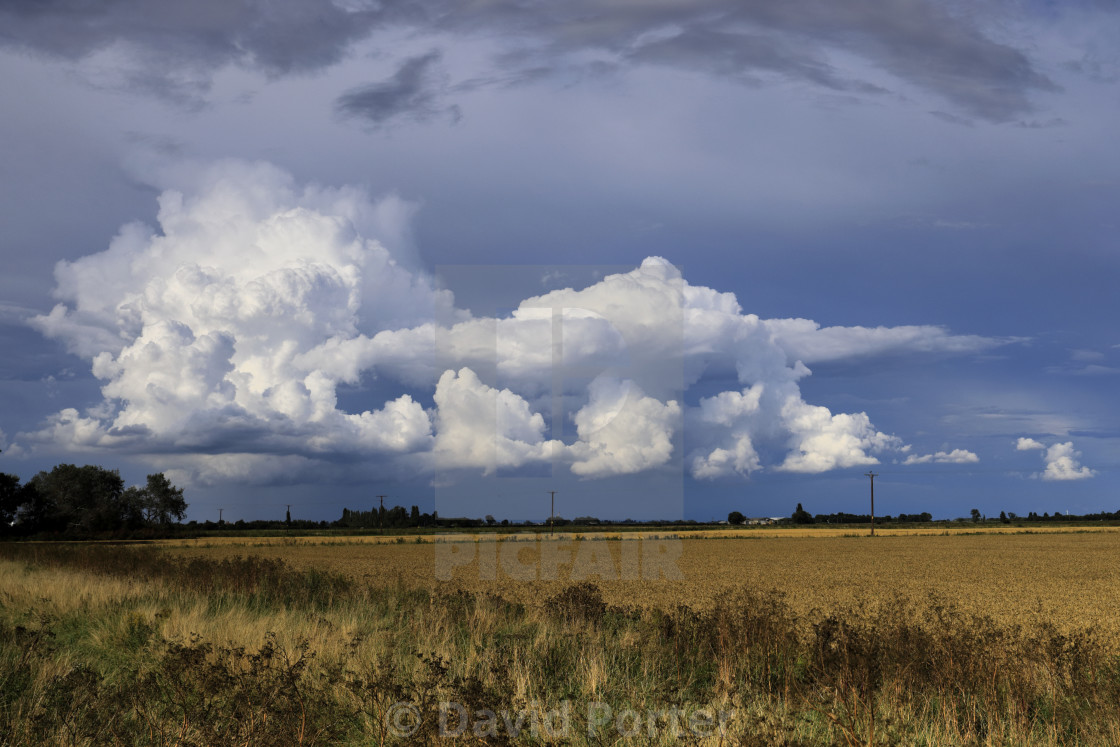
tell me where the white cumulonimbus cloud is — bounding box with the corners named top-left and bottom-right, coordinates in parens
top-left (17, 160), bottom-right (1003, 487)
top-left (24, 160), bottom-right (446, 482)
top-left (568, 377), bottom-right (681, 478)
top-left (1015, 437), bottom-right (1095, 481)
top-left (432, 367), bottom-right (554, 475)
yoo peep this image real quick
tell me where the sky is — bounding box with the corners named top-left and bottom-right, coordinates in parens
top-left (0, 0), bottom-right (1117, 523)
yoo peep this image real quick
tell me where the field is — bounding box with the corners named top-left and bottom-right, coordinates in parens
top-left (163, 528), bottom-right (1120, 642)
top-left (4, 528), bottom-right (1120, 745)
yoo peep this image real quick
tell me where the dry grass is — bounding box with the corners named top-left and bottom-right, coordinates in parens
top-left (5, 538), bottom-right (1120, 745)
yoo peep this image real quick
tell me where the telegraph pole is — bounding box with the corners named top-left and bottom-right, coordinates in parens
top-left (548, 491), bottom-right (556, 536)
top-left (865, 472), bottom-right (878, 536)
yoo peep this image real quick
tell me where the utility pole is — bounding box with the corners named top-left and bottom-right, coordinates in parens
top-left (548, 491), bottom-right (556, 536)
top-left (376, 495), bottom-right (387, 534)
top-left (865, 472), bottom-right (878, 537)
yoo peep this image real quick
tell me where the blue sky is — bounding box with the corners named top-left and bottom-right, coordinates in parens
top-left (0, 0), bottom-right (1116, 523)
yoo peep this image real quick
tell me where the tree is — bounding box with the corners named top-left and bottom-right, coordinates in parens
top-left (0, 473), bottom-right (24, 534)
top-left (727, 510), bottom-right (746, 525)
top-left (1000, 510), bottom-right (1009, 524)
top-left (120, 486), bottom-right (148, 529)
top-left (792, 503), bottom-right (814, 524)
top-left (485, 514), bottom-right (496, 526)
top-left (15, 466), bottom-right (185, 534)
top-left (141, 473), bottom-right (187, 526)
top-left (970, 508), bottom-right (981, 523)
top-left (13, 481), bottom-right (50, 533)
top-left (385, 505), bottom-right (408, 527)
top-left (28, 464), bottom-right (126, 533)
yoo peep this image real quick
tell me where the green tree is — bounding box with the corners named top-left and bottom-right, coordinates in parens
top-left (17, 466), bottom-right (185, 534)
top-left (0, 473), bottom-right (25, 534)
top-left (385, 505), bottom-right (408, 527)
top-left (792, 503), bottom-right (814, 524)
top-left (140, 473), bottom-right (187, 526)
top-left (28, 464), bottom-right (126, 533)
top-left (970, 508), bottom-right (981, 523)
top-left (120, 485), bottom-right (148, 529)
top-left (727, 510), bottom-right (746, 525)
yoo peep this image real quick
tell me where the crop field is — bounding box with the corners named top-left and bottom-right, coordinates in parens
top-left (164, 529), bottom-right (1120, 644)
top-left (5, 529), bottom-right (1120, 745)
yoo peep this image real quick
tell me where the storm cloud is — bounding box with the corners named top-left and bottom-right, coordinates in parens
top-left (335, 50), bottom-right (460, 126)
top-left (1, 0), bottom-right (1057, 120)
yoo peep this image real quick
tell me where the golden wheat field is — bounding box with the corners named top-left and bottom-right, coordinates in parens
top-left (162, 528), bottom-right (1120, 645)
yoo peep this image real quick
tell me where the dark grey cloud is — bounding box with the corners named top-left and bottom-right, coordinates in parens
top-left (0, 0), bottom-right (387, 71)
top-left (930, 110), bottom-right (975, 126)
top-left (423, 0), bottom-right (1056, 121)
top-left (0, 0), bottom-right (388, 102)
top-left (1016, 117), bottom-right (1066, 128)
top-left (334, 50), bottom-right (460, 126)
top-left (0, 0), bottom-right (1059, 120)
top-left (626, 27), bottom-right (881, 93)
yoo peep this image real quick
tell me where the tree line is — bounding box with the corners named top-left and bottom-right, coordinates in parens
top-left (335, 506), bottom-right (506, 529)
top-left (0, 464), bottom-right (186, 538)
top-left (336, 507), bottom-right (724, 529)
top-left (725, 505), bottom-right (935, 525)
top-left (727, 503), bottom-right (1120, 526)
top-left (337, 505), bottom-right (435, 528)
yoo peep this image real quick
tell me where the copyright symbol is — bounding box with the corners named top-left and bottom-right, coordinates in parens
top-left (386, 701), bottom-right (421, 737)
